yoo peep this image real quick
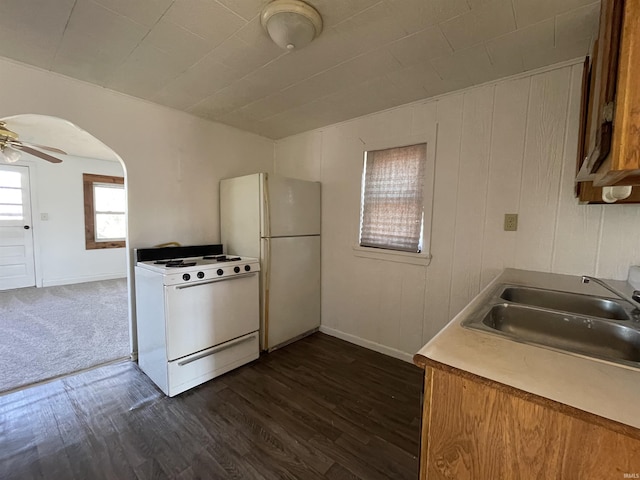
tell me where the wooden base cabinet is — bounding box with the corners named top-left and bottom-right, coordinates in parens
top-left (418, 362), bottom-right (640, 479)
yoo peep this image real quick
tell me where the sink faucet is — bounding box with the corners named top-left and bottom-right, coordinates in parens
top-left (581, 275), bottom-right (640, 310)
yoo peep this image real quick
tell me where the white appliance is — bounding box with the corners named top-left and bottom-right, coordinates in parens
top-left (220, 173), bottom-right (321, 351)
top-left (134, 245), bottom-right (260, 397)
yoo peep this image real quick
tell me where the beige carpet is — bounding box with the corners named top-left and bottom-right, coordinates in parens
top-left (0, 278), bottom-right (130, 393)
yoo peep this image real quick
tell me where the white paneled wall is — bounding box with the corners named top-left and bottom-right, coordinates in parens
top-left (0, 58), bottom-right (274, 251)
top-left (34, 155), bottom-right (127, 287)
top-left (0, 58), bottom-right (274, 352)
top-left (274, 61), bottom-right (640, 361)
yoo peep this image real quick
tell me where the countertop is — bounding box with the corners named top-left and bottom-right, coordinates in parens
top-left (414, 268), bottom-right (640, 430)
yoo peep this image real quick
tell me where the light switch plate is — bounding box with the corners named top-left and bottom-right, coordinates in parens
top-left (504, 213), bottom-right (518, 231)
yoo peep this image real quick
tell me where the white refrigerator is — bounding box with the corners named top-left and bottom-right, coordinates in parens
top-left (220, 173), bottom-right (321, 351)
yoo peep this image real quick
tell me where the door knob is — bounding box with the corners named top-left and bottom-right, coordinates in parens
top-left (23, 225), bottom-right (30, 229)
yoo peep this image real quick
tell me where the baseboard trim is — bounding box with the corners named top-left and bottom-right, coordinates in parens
top-left (42, 274), bottom-right (127, 287)
top-left (319, 326), bottom-right (413, 363)
top-left (268, 327), bottom-right (319, 353)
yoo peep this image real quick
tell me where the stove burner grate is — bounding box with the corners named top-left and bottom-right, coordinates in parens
top-left (202, 255), bottom-right (241, 262)
top-left (154, 259), bottom-right (198, 268)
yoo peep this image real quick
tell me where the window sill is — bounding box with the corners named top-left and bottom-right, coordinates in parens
top-left (352, 245), bottom-right (432, 266)
top-left (85, 240), bottom-right (125, 250)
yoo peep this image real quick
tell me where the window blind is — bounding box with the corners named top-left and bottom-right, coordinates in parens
top-left (359, 143), bottom-right (426, 252)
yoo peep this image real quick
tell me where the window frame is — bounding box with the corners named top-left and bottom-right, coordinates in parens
top-left (353, 135), bottom-right (435, 266)
top-left (0, 169), bottom-right (25, 223)
top-left (83, 173), bottom-right (125, 250)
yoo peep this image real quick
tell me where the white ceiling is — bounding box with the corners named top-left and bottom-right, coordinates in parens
top-left (1, 114), bottom-right (121, 162)
top-left (0, 0), bottom-right (599, 139)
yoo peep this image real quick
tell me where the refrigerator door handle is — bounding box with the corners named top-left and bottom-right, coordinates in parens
top-left (264, 237), bottom-right (271, 349)
top-left (263, 173), bottom-right (271, 238)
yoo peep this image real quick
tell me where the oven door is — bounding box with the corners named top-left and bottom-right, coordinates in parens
top-left (164, 272), bottom-right (259, 361)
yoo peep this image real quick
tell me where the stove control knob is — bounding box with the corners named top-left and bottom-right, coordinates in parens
top-left (197, 271), bottom-right (205, 279)
top-left (182, 273), bottom-right (191, 281)
top-left (217, 269), bottom-right (224, 276)
top-left (244, 265), bottom-right (251, 272)
top-left (234, 266), bottom-right (240, 273)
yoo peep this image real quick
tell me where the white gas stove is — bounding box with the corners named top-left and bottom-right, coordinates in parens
top-left (136, 254), bottom-right (260, 285)
top-left (134, 245), bottom-right (260, 396)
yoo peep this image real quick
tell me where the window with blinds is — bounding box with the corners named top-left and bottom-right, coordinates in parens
top-left (359, 143), bottom-right (427, 253)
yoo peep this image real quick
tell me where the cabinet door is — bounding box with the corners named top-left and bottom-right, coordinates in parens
top-left (598, 0), bottom-right (640, 185)
top-left (420, 366), bottom-right (640, 479)
top-left (581, 0), bottom-right (624, 174)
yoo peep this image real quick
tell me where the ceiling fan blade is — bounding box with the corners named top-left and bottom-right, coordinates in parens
top-left (16, 144), bottom-right (64, 163)
top-left (17, 141), bottom-right (67, 155)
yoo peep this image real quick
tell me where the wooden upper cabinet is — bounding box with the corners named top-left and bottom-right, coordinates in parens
top-left (580, 0), bottom-right (622, 175)
top-left (577, 0), bottom-right (640, 192)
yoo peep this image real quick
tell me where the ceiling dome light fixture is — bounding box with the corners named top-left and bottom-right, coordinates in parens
top-left (261, 0), bottom-right (323, 51)
top-left (0, 123), bottom-right (21, 163)
top-left (0, 145), bottom-right (22, 163)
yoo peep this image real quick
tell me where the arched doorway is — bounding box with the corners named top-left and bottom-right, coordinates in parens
top-left (0, 114), bottom-right (132, 392)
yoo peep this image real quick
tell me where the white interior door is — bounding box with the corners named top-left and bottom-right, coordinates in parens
top-left (263, 235), bottom-right (320, 350)
top-left (0, 164), bottom-right (35, 290)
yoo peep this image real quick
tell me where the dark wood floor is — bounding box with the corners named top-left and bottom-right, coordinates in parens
top-left (0, 333), bottom-right (423, 480)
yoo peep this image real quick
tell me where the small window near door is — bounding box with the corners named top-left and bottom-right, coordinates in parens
top-left (359, 143), bottom-right (427, 253)
top-left (0, 170), bottom-right (24, 221)
top-left (83, 173), bottom-right (125, 249)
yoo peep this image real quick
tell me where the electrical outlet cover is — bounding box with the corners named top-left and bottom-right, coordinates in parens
top-left (504, 213), bottom-right (518, 231)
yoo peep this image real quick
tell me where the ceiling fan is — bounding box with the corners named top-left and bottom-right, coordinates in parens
top-left (0, 121), bottom-right (66, 164)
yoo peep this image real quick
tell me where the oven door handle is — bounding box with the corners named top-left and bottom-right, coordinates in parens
top-left (177, 333), bottom-right (257, 366)
top-left (174, 272), bottom-right (257, 289)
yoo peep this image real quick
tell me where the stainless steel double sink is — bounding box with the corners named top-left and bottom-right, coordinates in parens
top-left (462, 284), bottom-right (640, 368)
